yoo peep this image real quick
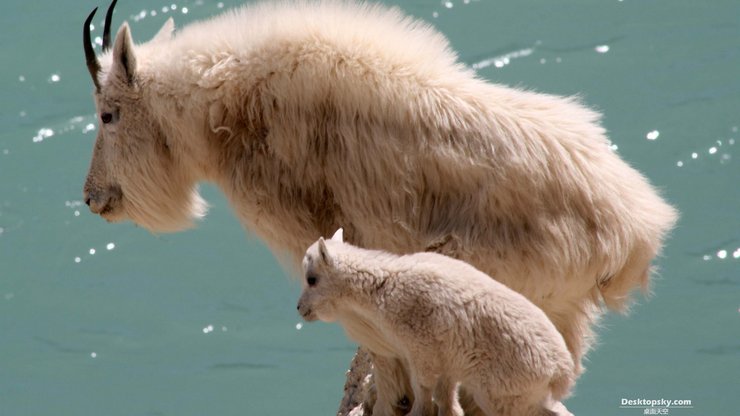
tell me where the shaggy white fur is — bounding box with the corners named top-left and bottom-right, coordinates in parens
top-left (82, 1), bottom-right (677, 413)
top-left (298, 231), bottom-right (575, 416)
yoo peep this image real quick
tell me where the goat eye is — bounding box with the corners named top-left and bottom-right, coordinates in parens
top-left (101, 112), bottom-right (113, 124)
top-left (307, 276), bottom-right (318, 286)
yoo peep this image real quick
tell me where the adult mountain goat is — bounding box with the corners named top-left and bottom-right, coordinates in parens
top-left (81, 0), bottom-right (677, 413)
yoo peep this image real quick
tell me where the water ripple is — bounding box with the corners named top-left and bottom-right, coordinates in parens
top-left (33, 336), bottom-right (87, 354)
top-left (692, 277), bottom-right (739, 286)
top-left (696, 345), bottom-right (740, 356)
top-left (209, 362), bottom-right (277, 371)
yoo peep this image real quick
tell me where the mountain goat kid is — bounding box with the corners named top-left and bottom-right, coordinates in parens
top-left (298, 230), bottom-right (574, 416)
top-left (81, 0), bottom-right (677, 413)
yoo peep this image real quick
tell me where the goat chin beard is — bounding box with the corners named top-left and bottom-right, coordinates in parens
top-left (123, 189), bottom-right (208, 233)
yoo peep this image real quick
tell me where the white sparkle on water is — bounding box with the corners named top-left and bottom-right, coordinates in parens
top-left (472, 48), bottom-right (533, 71)
top-left (646, 130), bottom-right (660, 140)
top-left (717, 250), bottom-right (727, 259)
top-left (708, 147), bottom-right (717, 154)
top-left (32, 128), bottom-right (54, 143)
top-left (75, 257), bottom-right (82, 263)
top-left (89, 248), bottom-right (96, 255)
top-left (202, 324), bottom-right (214, 334)
top-left (595, 45), bottom-right (610, 53)
top-left (106, 243), bottom-right (115, 250)
top-left (295, 323), bottom-right (303, 330)
top-left (91, 352), bottom-right (97, 358)
top-left (691, 152), bottom-right (698, 159)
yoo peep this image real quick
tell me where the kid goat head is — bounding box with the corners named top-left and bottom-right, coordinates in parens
top-left (297, 229), bottom-right (345, 322)
top-left (82, 0), bottom-right (206, 232)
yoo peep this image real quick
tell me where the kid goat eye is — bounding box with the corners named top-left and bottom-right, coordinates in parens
top-left (101, 112), bottom-right (113, 124)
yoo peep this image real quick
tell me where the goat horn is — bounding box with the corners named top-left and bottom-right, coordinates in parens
top-left (102, 0), bottom-right (118, 51)
top-left (83, 7), bottom-right (101, 91)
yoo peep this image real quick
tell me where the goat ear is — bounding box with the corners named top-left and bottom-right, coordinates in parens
top-left (111, 22), bottom-right (136, 85)
top-left (150, 17), bottom-right (174, 43)
top-left (330, 228), bottom-right (344, 243)
top-left (318, 237), bottom-right (333, 265)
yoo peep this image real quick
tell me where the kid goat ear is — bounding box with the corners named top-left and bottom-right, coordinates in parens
top-left (330, 228), bottom-right (344, 243)
top-left (318, 237), bottom-right (332, 265)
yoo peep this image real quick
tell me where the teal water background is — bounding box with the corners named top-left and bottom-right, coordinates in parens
top-left (1, 1), bottom-right (738, 415)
